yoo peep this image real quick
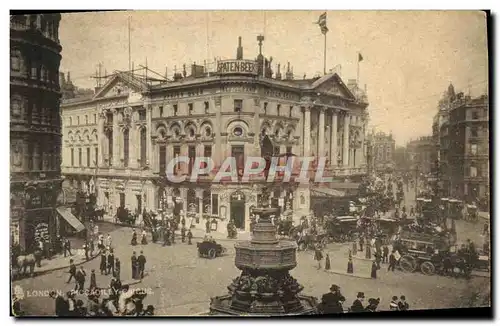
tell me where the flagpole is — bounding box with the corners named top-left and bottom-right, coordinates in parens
top-left (357, 52), bottom-right (360, 85)
top-left (323, 32), bottom-right (327, 75)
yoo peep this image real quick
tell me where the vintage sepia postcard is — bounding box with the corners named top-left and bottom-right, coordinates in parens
top-left (9, 10), bottom-right (490, 317)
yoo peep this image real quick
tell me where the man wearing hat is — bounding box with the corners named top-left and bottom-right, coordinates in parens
top-left (350, 292), bottom-right (365, 313)
top-left (319, 284), bottom-right (345, 314)
top-left (389, 296), bottom-right (399, 311)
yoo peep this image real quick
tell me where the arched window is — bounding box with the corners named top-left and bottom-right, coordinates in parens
top-left (202, 190), bottom-right (211, 214)
top-left (123, 128), bottom-right (129, 167)
top-left (85, 115), bottom-right (88, 125)
top-left (140, 128), bottom-right (147, 166)
top-left (78, 148), bottom-right (82, 166)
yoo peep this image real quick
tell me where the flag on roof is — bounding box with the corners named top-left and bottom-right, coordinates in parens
top-left (315, 12), bottom-right (329, 35)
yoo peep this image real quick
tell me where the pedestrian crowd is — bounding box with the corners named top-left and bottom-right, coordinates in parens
top-left (318, 284), bottom-right (410, 314)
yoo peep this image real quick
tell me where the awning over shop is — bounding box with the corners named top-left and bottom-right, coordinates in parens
top-left (56, 207), bottom-right (85, 232)
top-left (311, 188), bottom-right (346, 197)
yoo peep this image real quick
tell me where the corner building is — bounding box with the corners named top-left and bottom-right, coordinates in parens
top-left (10, 14), bottom-right (62, 249)
top-left (61, 39), bottom-right (369, 231)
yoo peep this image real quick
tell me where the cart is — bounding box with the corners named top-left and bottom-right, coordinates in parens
top-left (197, 240), bottom-right (227, 259)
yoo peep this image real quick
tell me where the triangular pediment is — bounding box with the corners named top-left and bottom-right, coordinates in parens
top-left (311, 73), bottom-right (356, 100)
top-left (93, 72), bottom-right (147, 100)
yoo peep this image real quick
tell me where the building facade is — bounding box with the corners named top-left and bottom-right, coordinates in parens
top-left (61, 38), bottom-right (369, 231)
top-left (369, 131), bottom-right (395, 172)
top-left (446, 94), bottom-right (489, 204)
top-left (432, 84), bottom-right (489, 207)
top-left (10, 14), bottom-right (62, 249)
top-left (407, 136), bottom-right (434, 175)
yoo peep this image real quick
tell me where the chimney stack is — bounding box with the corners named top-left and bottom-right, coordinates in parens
top-left (275, 63), bottom-right (282, 80)
top-left (285, 62), bottom-right (293, 80)
top-left (236, 36), bottom-right (243, 60)
top-left (59, 72), bottom-right (66, 86)
top-left (67, 71), bottom-right (71, 83)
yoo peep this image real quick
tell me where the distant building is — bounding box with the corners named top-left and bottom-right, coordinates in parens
top-left (369, 131), bottom-right (395, 172)
top-left (433, 83), bottom-right (489, 207)
top-left (393, 146), bottom-right (410, 172)
top-left (407, 136), bottom-right (434, 175)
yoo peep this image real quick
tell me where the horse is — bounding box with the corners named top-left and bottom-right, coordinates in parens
top-left (14, 253), bottom-right (37, 278)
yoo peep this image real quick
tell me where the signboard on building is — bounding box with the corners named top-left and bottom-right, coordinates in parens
top-left (34, 223), bottom-right (49, 242)
top-left (216, 60), bottom-right (258, 75)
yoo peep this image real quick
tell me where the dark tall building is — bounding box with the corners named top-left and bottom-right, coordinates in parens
top-left (10, 14), bottom-right (63, 250)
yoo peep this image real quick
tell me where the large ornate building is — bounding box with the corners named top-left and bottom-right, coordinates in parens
top-left (61, 37), bottom-right (369, 231)
top-left (407, 136), bottom-right (434, 175)
top-left (10, 14), bottom-right (63, 249)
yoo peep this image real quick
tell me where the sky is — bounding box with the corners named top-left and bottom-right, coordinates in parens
top-left (59, 10), bottom-right (488, 146)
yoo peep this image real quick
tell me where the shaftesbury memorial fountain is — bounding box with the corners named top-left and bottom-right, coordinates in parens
top-left (209, 188), bottom-right (318, 315)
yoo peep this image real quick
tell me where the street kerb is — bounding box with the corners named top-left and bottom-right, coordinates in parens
top-left (323, 269), bottom-right (372, 279)
top-left (31, 249), bottom-right (101, 278)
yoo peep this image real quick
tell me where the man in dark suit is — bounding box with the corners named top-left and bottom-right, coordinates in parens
top-left (66, 259), bottom-right (76, 284)
top-left (388, 250), bottom-right (397, 272)
top-left (350, 292), bottom-right (365, 313)
top-left (319, 284), bottom-right (345, 314)
top-left (107, 250), bottom-right (115, 276)
top-left (138, 251), bottom-right (147, 279)
top-left (49, 291), bottom-right (68, 317)
top-left (75, 266), bottom-right (87, 292)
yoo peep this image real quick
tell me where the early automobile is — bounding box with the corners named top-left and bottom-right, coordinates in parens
top-left (197, 239), bottom-right (227, 259)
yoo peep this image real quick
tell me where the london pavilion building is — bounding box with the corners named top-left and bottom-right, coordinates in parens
top-left (61, 37), bottom-right (369, 231)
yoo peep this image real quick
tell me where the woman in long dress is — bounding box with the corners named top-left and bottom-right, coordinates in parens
top-left (141, 230), bottom-right (148, 245)
top-left (131, 229), bottom-right (138, 246)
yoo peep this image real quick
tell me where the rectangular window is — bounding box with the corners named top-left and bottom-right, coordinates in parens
top-left (173, 145), bottom-right (181, 173)
top-left (204, 101), bottom-right (210, 114)
top-left (202, 145), bottom-right (212, 175)
top-left (234, 99), bottom-right (243, 113)
top-left (108, 131), bottom-right (113, 165)
top-left (123, 129), bottom-right (129, 167)
top-left (470, 166), bottom-right (477, 177)
top-left (263, 102), bottom-right (268, 114)
top-left (159, 145), bottom-right (166, 175)
top-left (277, 104), bottom-right (281, 116)
top-left (188, 145), bottom-right (196, 175)
top-left (86, 147), bottom-right (90, 167)
top-left (95, 147), bottom-right (98, 166)
top-left (85, 115), bottom-right (88, 125)
top-left (470, 127), bottom-right (478, 138)
top-left (289, 105), bottom-right (293, 117)
top-left (136, 194), bottom-right (142, 213)
top-left (139, 109), bottom-right (146, 121)
top-left (286, 146), bottom-right (293, 154)
top-left (472, 111), bottom-right (479, 120)
top-left (231, 145), bottom-right (245, 177)
top-left (211, 194), bottom-right (219, 215)
top-left (119, 193), bottom-right (125, 208)
top-left (159, 106), bottom-right (163, 117)
top-left (140, 128), bottom-right (147, 166)
top-left (78, 148), bottom-right (82, 166)
top-left (94, 114), bottom-right (97, 124)
top-left (470, 144), bottom-right (478, 155)
top-left (188, 103), bottom-right (194, 115)
top-left (71, 148), bottom-right (74, 167)
top-left (173, 104), bottom-right (178, 116)
top-left (31, 65), bottom-right (38, 80)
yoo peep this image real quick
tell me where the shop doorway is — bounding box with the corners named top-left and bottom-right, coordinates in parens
top-left (230, 191), bottom-right (246, 229)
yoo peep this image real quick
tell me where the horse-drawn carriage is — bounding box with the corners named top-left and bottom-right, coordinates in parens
top-left (323, 216), bottom-right (359, 243)
top-left (116, 207), bottom-right (138, 225)
top-left (197, 239), bottom-right (227, 259)
top-left (394, 231), bottom-right (458, 276)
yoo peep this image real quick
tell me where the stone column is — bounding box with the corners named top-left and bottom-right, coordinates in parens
top-left (214, 97), bottom-right (222, 167)
top-left (253, 98), bottom-right (261, 156)
top-left (330, 110), bottom-right (338, 166)
top-left (112, 109), bottom-right (120, 167)
top-left (146, 104), bottom-right (153, 167)
top-left (98, 113), bottom-right (105, 166)
top-left (303, 106), bottom-right (311, 156)
top-left (343, 113), bottom-right (350, 167)
top-left (318, 107), bottom-right (325, 158)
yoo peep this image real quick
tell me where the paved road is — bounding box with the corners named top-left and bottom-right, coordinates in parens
top-left (13, 222), bottom-right (487, 316)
